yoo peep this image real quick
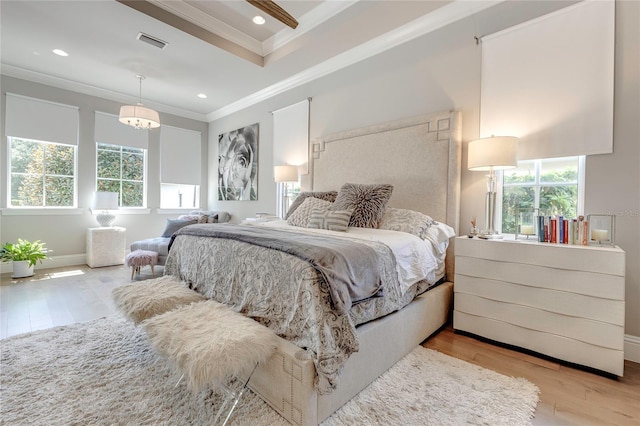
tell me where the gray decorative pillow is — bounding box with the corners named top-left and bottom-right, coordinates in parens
top-left (285, 191), bottom-right (338, 220)
top-left (161, 218), bottom-right (197, 238)
top-left (196, 213), bottom-right (218, 224)
top-left (286, 197), bottom-right (332, 228)
top-left (331, 183), bottom-right (393, 228)
top-left (379, 207), bottom-right (455, 248)
top-left (307, 208), bottom-right (353, 232)
top-left (379, 208), bottom-right (437, 238)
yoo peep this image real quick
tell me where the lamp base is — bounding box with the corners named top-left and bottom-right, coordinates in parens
top-left (96, 211), bottom-right (116, 227)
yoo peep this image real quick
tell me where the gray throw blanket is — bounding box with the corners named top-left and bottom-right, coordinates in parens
top-left (171, 224), bottom-right (384, 314)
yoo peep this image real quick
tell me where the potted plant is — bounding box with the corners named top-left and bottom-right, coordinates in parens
top-left (0, 239), bottom-right (49, 278)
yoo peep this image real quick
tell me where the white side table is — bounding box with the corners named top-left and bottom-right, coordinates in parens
top-left (86, 227), bottom-right (126, 268)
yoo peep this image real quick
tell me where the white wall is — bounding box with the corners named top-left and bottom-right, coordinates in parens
top-left (208, 1), bottom-right (640, 343)
top-left (0, 76), bottom-right (209, 258)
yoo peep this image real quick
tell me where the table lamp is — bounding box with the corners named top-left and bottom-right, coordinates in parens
top-left (274, 165), bottom-right (299, 218)
top-left (92, 191), bottom-right (119, 227)
top-left (468, 136), bottom-right (518, 239)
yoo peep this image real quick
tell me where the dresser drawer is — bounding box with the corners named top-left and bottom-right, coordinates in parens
top-left (453, 311), bottom-right (624, 376)
top-left (454, 275), bottom-right (625, 325)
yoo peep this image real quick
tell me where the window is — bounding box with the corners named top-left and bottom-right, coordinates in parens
top-left (502, 156), bottom-right (584, 233)
top-left (96, 143), bottom-right (146, 207)
top-left (9, 137), bottom-right (76, 207)
top-left (160, 184), bottom-right (200, 209)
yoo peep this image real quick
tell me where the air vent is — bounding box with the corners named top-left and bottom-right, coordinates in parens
top-left (136, 32), bottom-right (168, 50)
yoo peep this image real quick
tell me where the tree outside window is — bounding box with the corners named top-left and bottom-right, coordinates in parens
top-left (502, 157), bottom-right (581, 234)
top-left (9, 137), bottom-right (76, 207)
top-left (96, 143), bottom-right (145, 207)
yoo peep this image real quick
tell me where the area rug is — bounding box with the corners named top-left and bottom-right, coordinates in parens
top-left (1, 316), bottom-right (539, 425)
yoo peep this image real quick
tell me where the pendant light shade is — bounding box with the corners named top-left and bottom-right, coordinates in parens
top-left (119, 75), bottom-right (160, 130)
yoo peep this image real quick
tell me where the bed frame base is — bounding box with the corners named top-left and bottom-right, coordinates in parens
top-left (248, 281), bottom-right (453, 425)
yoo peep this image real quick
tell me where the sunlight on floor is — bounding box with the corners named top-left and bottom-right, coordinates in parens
top-left (36, 269), bottom-right (86, 280)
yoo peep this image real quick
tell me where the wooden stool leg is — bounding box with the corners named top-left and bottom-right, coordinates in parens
top-left (150, 265), bottom-right (155, 278)
top-left (130, 266), bottom-right (135, 281)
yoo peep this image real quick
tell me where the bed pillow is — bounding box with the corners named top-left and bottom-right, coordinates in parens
top-left (286, 197), bottom-right (332, 228)
top-left (379, 208), bottom-right (437, 238)
top-left (380, 207), bottom-right (456, 251)
top-left (161, 218), bottom-right (197, 238)
top-left (331, 183), bottom-right (393, 228)
top-left (306, 208), bottom-right (353, 232)
top-left (285, 191), bottom-right (338, 220)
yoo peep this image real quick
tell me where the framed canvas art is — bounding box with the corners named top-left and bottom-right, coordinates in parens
top-left (218, 123), bottom-right (259, 201)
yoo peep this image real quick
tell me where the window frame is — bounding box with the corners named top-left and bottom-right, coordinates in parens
top-left (498, 155), bottom-right (585, 234)
top-left (7, 136), bottom-right (78, 209)
top-left (95, 142), bottom-right (148, 209)
top-left (159, 183), bottom-right (201, 210)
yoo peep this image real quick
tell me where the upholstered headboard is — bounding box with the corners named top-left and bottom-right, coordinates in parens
top-left (310, 110), bottom-right (461, 278)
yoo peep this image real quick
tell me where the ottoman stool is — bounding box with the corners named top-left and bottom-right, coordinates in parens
top-left (112, 275), bottom-right (206, 324)
top-left (125, 249), bottom-right (158, 280)
top-left (143, 300), bottom-right (278, 425)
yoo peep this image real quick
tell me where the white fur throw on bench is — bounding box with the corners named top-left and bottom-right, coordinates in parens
top-left (112, 275), bottom-right (206, 324)
top-left (143, 300), bottom-right (278, 392)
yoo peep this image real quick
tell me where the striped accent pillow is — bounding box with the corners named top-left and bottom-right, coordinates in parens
top-left (307, 208), bottom-right (353, 232)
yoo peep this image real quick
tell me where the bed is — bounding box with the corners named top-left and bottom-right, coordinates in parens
top-left (164, 109), bottom-right (461, 425)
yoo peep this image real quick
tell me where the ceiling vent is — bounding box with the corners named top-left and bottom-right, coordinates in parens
top-left (137, 32), bottom-right (168, 50)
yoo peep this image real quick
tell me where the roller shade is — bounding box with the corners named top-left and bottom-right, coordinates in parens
top-left (160, 125), bottom-right (202, 185)
top-left (480, 0), bottom-right (614, 160)
top-left (5, 93), bottom-right (79, 145)
top-left (273, 98), bottom-right (309, 174)
top-left (94, 111), bottom-right (148, 149)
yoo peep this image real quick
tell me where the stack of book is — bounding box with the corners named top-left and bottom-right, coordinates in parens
top-left (536, 215), bottom-right (589, 245)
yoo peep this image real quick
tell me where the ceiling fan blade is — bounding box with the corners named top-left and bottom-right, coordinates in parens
top-left (246, 0), bottom-right (299, 29)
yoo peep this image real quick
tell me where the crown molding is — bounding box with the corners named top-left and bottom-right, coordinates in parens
top-left (1, 65), bottom-right (208, 122)
top-left (153, 0), bottom-right (263, 54)
top-left (208, 0), bottom-right (502, 121)
top-left (262, 0), bottom-right (359, 56)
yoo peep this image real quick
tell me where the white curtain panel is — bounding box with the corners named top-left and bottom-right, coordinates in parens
top-left (160, 125), bottom-right (202, 185)
top-left (480, 0), bottom-right (615, 160)
top-left (5, 93), bottom-right (79, 146)
top-left (94, 111), bottom-right (148, 149)
top-left (272, 98), bottom-right (310, 174)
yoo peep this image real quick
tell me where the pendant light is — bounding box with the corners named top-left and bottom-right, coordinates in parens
top-left (119, 74), bottom-right (160, 129)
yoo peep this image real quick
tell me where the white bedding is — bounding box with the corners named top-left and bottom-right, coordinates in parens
top-left (248, 219), bottom-right (447, 295)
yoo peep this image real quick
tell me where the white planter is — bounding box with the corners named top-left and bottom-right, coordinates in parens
top-left (12, 260), bottom-right (35, 278)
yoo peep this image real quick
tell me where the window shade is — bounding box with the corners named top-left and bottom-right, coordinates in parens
top-left (5, 93), bottom-right (79, 145)
top-left (160, 125), bottom-right (202, 185)
top-left (273, 98), bottom-right (309, 174)
top-left (480, 0), bottom-right (614, 160)
top-left (94, 111), bottom-right (148, 149)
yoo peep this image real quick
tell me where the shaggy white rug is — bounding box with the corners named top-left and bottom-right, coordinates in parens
top-left (0, 317), bottom-right (539, 425)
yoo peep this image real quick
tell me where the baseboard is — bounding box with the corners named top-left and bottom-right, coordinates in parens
top-left (624, 334), bottom-right (640, 364)
top-left (1, 254), bottom-right (86, 274)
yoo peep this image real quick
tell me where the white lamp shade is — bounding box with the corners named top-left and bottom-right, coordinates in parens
top-left (92, 192), bottom-right (119, 210)
top-left (468, 136), bottom-right (518, 171)
top-left (119, 105), bottom-right (160, 129)
top-left (274, 165), bottom-right (299, 183)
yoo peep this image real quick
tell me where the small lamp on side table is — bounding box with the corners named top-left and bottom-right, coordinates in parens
top-left (468, 136), bottom-right (518, 239)
top-left (274, 165), bottom-right (299, 218)
top-left (92, 191), bottom-right (119, 227)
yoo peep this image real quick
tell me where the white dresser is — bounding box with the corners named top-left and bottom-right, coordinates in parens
top-left (86, 227), bottom-right (126, 268)
top-left (453, 236), bottom-right (625, 376)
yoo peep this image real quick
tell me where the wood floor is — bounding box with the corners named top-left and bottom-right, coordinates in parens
top-left (2, 265), bottom-right (639, 425)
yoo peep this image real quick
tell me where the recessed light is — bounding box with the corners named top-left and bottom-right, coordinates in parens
top-left (252, 15), bottom-right (265, 25)
top-left (52, 49), bottom-right (68, 57)
top-left (197, 93), bottom-right (207, 99)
